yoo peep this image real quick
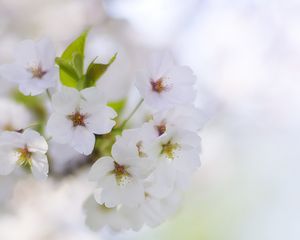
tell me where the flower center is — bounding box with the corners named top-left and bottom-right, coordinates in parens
top-left (17, 146), bottom-right (32, 167)
top-left (28, 64), bottom-right (47, 79)
top-left (155, 122), bottom-right (166, 136)
top-left (68, 112), bottom-right (86, 127)
top-left (113, 162), bottom-right (128, 176)
top-left (98, 204), bottom-right (115, 212)
top-left (151, 78), bottom-right (166, 93)
top-left (3, 123), bottom-right (14, 131)
top-left (161, 140), bottom-right (180, 159)
top-left (113, 162), bottom-right (131, 186)
top-left (136, 141), bottom-right (148, 157)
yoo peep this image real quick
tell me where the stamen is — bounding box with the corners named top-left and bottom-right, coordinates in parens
top-left (151, 77), bottom-right (166, 93)
top-left (113, 162), bottom-right (131, 186)
top-left (68, 112), bottom-right (86, 127)
top-left (155, 122), bottom-right (166, 136)
top-left (28, 64), bottom-right (47, 79)
top-left (17, 146), bottom-right (32, 167)
top-left (136, 141), bottom-right (148, 157)
top-left (3, 123), bottom-right (14, 131)
top-left (161, 140), bottom-right (180, 159)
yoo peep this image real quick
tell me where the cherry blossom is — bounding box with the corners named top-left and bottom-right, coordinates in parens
top-left (135, 52), bottom-right (197, 111)
top-left (46, 86), bottom-right (117, 155)
top-left (0, 38), bottom-right (57, 96)
top-left (0, 129), bottom-right (48, 180)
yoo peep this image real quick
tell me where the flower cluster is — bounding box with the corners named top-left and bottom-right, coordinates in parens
top-left (86, 52), bottom-right (203, 231)
top-left (0, 32), bottom-right (205, 232)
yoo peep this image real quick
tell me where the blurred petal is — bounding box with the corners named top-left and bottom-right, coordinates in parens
top-left (70, 126), bottom-right (95, 155)
top-left (88, 156), bottom-right (115, 181)
top-left (46, 114), bottom-right (73, 144)
top-left (23, 129), bottom-right (48, 153)
top-left (0, 149), bottom-right (18, 175)
top-left (84, 106), bottom-right (116, 135)
top-left (31, 152), bottom-right (48, 180)
top-left (52, 87), bottom-right (80, 114)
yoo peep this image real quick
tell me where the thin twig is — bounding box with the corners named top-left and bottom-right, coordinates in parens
top-left (120, 99), bottom-right (144, 129)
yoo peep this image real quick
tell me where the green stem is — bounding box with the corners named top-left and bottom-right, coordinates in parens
top-left (23, 122), bottom-right (40, 130)
top-left (120, 99), bottom-right (144, 129)
top-left (46, 136), bottom-right (52, 142)
top-left (46, 89), bottom-right (52, 100)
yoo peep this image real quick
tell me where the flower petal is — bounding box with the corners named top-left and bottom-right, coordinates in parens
top-left (52, 87), bottom-right (80, 114)
top-left (46, 113), bottom-right (73, 144)
top-left (80, 87), bottom-right (107, 103)
top-left (15, 39), bottom-right (39, 67)
top-left (84, 106), bottom-right (116, 135)
top-left (0, 148), bottom-right (18, 175)
top-left (88, 156), bottom-right (115, 181)
top-left (70, 126), bottom-right (95, 155)
top-left (0, 131), bottom-right (24, 148)
top-left (31, 152), bottom-right (49, 180)
top-left (119, 179), bottom-right (145, 207)
top-left (36, 38), bottom-right (56, 70)
top-left (23, 129), bottom-right (48, 153)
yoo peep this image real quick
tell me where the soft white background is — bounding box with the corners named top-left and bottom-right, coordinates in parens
top-left (0, 0), bottom-right (299, 239)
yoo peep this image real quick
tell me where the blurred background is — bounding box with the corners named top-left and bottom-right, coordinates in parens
top-left (0, 0), bottom-right (300, 239)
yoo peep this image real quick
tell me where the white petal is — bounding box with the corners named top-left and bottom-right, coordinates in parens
top-left (36, 38), bottom-right (56, 70)
top-left (135, 71), bottom-right (150, 98)
top-left (34, 69), bottom-right (57, 88)
top-left (15, 39), bottom-right (39, 67)
top-left (168, 65), bottom-right (196, 85)
top-left (0, 148), bottom-right (18, 175)
top-left (96, 175), bottom-right (120, 207)
top-left (84, 106), bottom-right (116, 135)
top-left (52, 87), bottom-right (80, 114)
top-left (31, 152), bottom-right (49, 180)
top-left (119, 179), bottom-right (145, 207)
top-left (46, 113), bottom-right (73, 144)
top-left (18, 77), bottom-right (49, 96)
top-left (0, 131), bottom-right (24, 148)
top-left (149, 51), bottom-right (175, 78)
top-left (179, 130), bottom-right (201, 150)
top-left (88, 156), bottom-right (115, 181)
top-left (23, 129), bottom-right (48, 153)
top-left (70, 126), bottom-right (95, 155)
top-left (145, 161), bottom-right (176, 198)
top-left (173, 147), bottom-right (200, 173)
top-left (0, 64), bottom-right (29, 83)
top-left (80, 87), bottom-right (107, 103)
top-left (83, 196), bottom-right (110, 231)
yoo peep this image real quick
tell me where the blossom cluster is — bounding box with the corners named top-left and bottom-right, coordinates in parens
top-left (0, 32), bottom-right (204, 232)
top-left (86, 53), bottom-right (204, 231)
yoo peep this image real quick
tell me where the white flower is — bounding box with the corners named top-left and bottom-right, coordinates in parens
top-left (135, 52), bottom-right (196, 111)
top-left (157, 127), bottom-right (201, 174)
top-left (0, 99), bottom-right (32, 131)
top-left (150, 105), bottom-right (207, 136)
top-left (111, 124), bottom-right (159, 176)
top-left (0, 38), bottom-right (57, 96)
top-left (83, 196), bottom-right (131, 232)
top-left (137, 188), bottom-right (183, 228)
top-left (88, 155), bottom-right (146, 208)
top-left (145, 126), bottom-right (201, 195)
top-left (0, 129), bottom-right (49, 180)
top-left (46, 86), bottom-right (117, 155)
top-left (88, 126), bottom-right (158, 208)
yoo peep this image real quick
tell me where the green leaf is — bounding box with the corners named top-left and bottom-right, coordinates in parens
top-left (84, 53), bottom-right (117, 88)
top-left (108, 99), bottom-right (126, 115)
top-left (57, 30), bottom-right (88, 88)
top-left (55, 57), bottom-right (79, 87)
top-left (72, 52), bottom-right (84, 77)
